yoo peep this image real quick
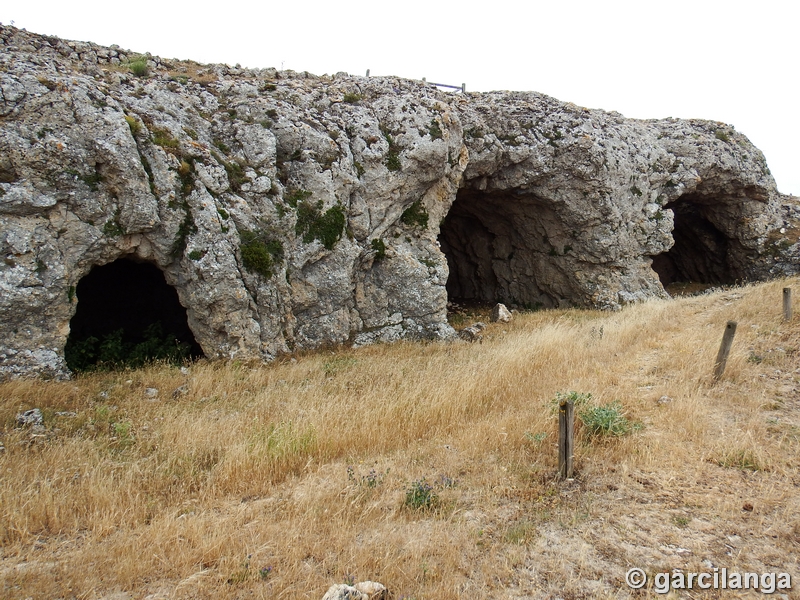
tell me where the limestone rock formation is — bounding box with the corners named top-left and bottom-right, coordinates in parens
top-left (1, 25), bottom-right (797, 378)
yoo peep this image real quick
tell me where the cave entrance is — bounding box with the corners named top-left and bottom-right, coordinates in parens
top-left (65, 258), bottom-right (203, 371)
top-left (651, 195), bottom-right (739, 292)
top-left (438, 188), bottom-right (571, 311)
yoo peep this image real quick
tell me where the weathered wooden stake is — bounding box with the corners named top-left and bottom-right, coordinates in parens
top-left (366, 69), bottom-right (370, 78)
top-left (713, 320), bottom-right (738, 380)
top-left (558, 399), bottom-right (575, 479)
top-left (783, 288), bottom-right (792, 322)
top-left (461, 83), bottom-right (466, 93)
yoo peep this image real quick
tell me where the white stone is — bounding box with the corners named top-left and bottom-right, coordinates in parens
top-left (490, 303), bottom-right (512, 323)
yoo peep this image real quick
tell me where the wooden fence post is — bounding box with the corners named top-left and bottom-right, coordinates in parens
top-left (558, 399), bottom-right (574, 479)
top-left (783, 288), bottom-right (792, 322)
top-left (366, 69), bottom-right (370, 78)
top-left (714, 321), bottom-right (738, 380)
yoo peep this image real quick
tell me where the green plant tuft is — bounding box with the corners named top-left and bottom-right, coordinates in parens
top-left (152, 127), bottom-right (179, 150)
top-left (66, 168), bottom-right (103, 191)
top-left (715, 129), bottom-right (731, 143)
top-left (404, 479), bottom-right (438, 510)
top-left (102, 217), bottom-right (124, 237)
top-left (124, 115), bottom-right (141, 136)
top-left (428, 118), bottom-right (443, 140)
top-left (386, 151), bottom-right (401, 172)
top-left (382, 129), bottom-right (402, 172)
top-left (177, 159), bottom-right (194, 194)
top-left (295, 201), bottom-right (346, 250)
top-left (285, 189), bottom-right (312, 208)
top-left (171, 202), bottom-right (197, 257)
top-left (579, 401), bottom-right (635, 437)
top-left (129, 57), bottom-right (149, 77)
top-left (400, 200), bottom-right (429, 229)
top-left (370, 238), bottom-right (386, 260)
top-left (718, 448), bottom-right (760, 471)
top-left (343, 92), bottom-right (362, 104)
top-left (239, 229), bottom-right (284, 278)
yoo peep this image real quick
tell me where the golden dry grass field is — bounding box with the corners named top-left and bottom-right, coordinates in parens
top-left (2, 278), bottom-right (800, 599)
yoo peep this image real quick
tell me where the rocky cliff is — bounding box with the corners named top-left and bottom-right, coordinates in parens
top-left (1, 25), bottom-right (797, 378)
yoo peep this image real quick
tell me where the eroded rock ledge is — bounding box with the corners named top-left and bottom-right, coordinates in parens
top-left (1, 25), bottom-right (797, 378)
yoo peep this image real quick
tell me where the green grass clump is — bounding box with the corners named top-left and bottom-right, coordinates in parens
top-left (285, 189), bottom-right (313, 208)
top-left (239, 229), bottom-right (284, 278)
top-left (718, 449), bottom-right (761, 471)
top-left (428, 118), bottom-right (443, 140)
top-left (102, 219), bottom-right (124, 237)
top-left (129, 57), bottom-right (149, 77)
top-left (715, 129), bottom-right (731, 143)
top-left (386, 151), bottom-right (401, 172)
top-left (295, 201), bottom-right (345, 250)
top-left (382, 129), bottom-right (402, 172)
top-left (170, 202), bottom-right (197, 258)
top-left (152, 128), bottom-right (179, 150)
top-left (343, 92), bottom-right (362, 104)
top-left (124, 115), bottom-right (141, 136)
top-left (400, 200), bottom-right (429, 229)
top-left (371, 238), bottom-right (386, 260)
top-left (222, 160), bottom-right (247, 192)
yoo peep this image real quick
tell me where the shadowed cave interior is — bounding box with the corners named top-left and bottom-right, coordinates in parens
top-left (438, 188), bottom-right (570, 310)
top-left (651, 195), bottom-right (739, 288)
top-left (65, 258), bottom-right (203, 370)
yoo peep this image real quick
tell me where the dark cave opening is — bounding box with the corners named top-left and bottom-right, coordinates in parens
top-left (438, 188), bottom-right (569, 310)
top-left (651, 196), bottom-right (737, 288)
top-left (65, 258), bottom-right (203, 370)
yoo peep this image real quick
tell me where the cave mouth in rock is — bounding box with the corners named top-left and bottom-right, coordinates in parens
top-left (651, 194), bottom-right (738, 291)
top-left (65, 258), bottom-right (203, 371)
top-left (438, 188), bottom-right (564, 312)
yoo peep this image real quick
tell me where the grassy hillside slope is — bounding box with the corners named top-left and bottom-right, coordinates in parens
top-left (2, 278), bottom-right (799, 598)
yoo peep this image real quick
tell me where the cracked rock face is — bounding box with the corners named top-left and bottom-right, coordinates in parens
top-left (0, 25), bottom-right (796, 379)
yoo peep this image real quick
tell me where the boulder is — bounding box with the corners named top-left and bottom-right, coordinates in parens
top-left (490, 303), bottom-right (512, 323)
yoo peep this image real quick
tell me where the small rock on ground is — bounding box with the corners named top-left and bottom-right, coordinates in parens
top-left (491, 303), bottom-right (512, 323)
top-left (16, 408), bottom-right (43, 427)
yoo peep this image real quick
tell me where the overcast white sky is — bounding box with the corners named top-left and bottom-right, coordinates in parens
top-left (3, 0), bottom-right (797, 195)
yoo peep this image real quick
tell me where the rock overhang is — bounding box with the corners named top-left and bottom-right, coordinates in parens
top-left (0, 24), bottom-right (797, 378)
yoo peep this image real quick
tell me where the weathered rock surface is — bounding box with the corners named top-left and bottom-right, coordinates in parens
top-left (1, 25), bottom-right (798, 378)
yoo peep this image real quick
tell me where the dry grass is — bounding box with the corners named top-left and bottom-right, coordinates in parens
top-left (2, 278), bottom-right (800, 598)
